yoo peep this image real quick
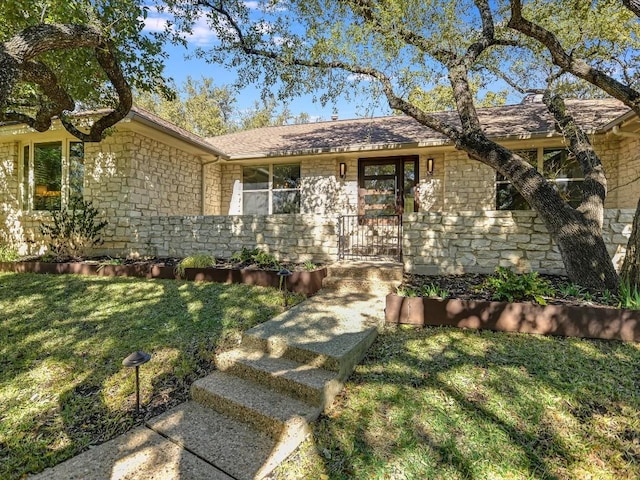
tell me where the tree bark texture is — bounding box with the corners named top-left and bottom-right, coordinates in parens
top-left (0, 23), bottom-right (132, 141)
top-left (621, 197), bottom-right (640, 287)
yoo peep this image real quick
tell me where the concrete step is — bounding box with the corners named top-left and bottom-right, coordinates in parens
top-left (240, 291), bottom-right (382, 380)
top-left (191, 371), bottom-right (319, 441)
top-left (148, 401), bottom-right (292, 480)
top-left (326, 261), bottom-right (403, 282)
top-left (215, 347), bottom-right (343, 409)
top-left (30, 425), bottom-right (233, 480)
top-left (322, 276), bottom-right (397, 294)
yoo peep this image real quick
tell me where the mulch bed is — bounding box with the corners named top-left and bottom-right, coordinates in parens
top-left (402, 273), bottom-right (616, 308)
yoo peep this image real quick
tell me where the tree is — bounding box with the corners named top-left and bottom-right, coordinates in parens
top-left (0, 1), bottom-right (167, 142)
top-left (166, 0), bottom-right (640, 291)
top-left (506, 0), bottom-right (640, 287)
top-left (136, 77), bottom-right (237, 137)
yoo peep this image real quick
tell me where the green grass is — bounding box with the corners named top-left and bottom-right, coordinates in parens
top-left (0, 272), bottom-right (285, 479)
top-left (274, 326), bottom-right (640, 480)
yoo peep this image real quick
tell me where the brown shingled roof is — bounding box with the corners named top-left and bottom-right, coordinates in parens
top-left (206, 99), bottom-right (630, 158)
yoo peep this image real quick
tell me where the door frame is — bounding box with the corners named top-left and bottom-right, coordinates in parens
top-left (357, 155), bottom-right (420, 216)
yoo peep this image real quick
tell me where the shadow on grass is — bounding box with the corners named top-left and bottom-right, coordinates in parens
top-left (0, 272), bottom-right (281, 479)
top-left (295, 327), bottom-right (640, 480)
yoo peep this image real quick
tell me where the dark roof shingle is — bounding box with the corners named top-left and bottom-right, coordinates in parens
top-left (206, 99), bottom-right (630, 158)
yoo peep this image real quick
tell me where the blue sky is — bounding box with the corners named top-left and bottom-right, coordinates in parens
top-left (141, 5), bottom-right (387, 122)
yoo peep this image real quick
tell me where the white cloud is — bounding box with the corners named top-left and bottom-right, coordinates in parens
top-left (142, 9), bottom-right (218, 47)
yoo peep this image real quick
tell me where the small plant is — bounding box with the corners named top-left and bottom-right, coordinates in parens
top-left (253, 250), bottom-right (279, 269)
top-left (303, 260), bottom-right (318, 271)
top-left (176, 254), bottom-right (215, 277)
top-left (419, 283), bottom-right (449, 299)
top-left (618, 279), bottom-right (640, 310)
top-left (481, 266), bottom-right (554, 305)
top-left (230, 247), bottom-right (279, 269)
top-left (39, 199), bottom-right (108, 260)
top-left (557, 282), bottom-right (585, 298)
top-left (230, 246), bottom-right (259, 264)
top-left (0, 244), bottom-right (19, 262)
top-left (396, 285), bottom-right (419, 297)
top-left (96, 257), bottom-right (124, 272)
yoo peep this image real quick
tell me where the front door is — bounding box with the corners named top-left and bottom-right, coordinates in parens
top-left (358, 156), bottom-right (419, 216)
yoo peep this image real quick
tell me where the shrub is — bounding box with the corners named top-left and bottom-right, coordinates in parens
top-left (481, 266), bottom-right (554, 305)
top-left (0, 244), bottom-right (19, 262)
top-left (39, 199), bottom-right (108, 260)
top-left (230, 247), bottom-right (279, 269)
top-left (619, 279), bottom-right (640, 310)
top-left (176, 254), bottom-right (215, 277)
top-left (396, 283), bottom-right (449, 298)
top-left (303, 260), bottom-right (318, 271)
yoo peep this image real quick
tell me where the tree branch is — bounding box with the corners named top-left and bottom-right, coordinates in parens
top-left (509, 0), bottom-right (640, 115)
top-left (0, 23), bottom-right (132, 141)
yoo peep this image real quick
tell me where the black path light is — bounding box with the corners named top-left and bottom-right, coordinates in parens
top-left (122, 351), bottom-right (151, 414)
top-left (277, 267), bottom-right (293, 307)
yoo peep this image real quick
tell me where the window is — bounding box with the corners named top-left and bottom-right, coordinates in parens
top-left (496, 148), bottom-right (584, 210)
top-left (243, 164), bottom-right (301, 214)
top-left (22, 141), bottom-right (84, 211)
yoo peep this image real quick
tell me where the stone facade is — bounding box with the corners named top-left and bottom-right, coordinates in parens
top-left (124, 214), bottom-right (338, 262)
top-left (403, 209), bottom-right (634, 275)
top-left (0, 128), bottom-right (208, 254)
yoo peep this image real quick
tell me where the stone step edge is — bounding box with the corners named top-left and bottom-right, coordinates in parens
top-left (241, 325), bottom-right (379, 381)
top-left (216, 348), bottom-right (344, 410)
top-left (191, 372), bottom-right (321, 440)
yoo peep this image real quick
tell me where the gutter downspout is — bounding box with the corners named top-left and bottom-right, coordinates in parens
top-left (201, 156), bottom-right (224, 215)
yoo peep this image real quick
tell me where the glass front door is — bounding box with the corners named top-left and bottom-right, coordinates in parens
top-left (358, 156), bottom-right (419, 216)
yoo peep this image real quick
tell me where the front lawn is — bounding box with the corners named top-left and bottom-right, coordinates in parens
top-left (0, 272), bottom-right (284, 479)
top-left (275, 326), bottom-right (640, 479)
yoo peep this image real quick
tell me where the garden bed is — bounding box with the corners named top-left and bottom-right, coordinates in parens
top-left (0, 260), bottom-right (327, 296)
top-left (385, 294), bottom-right (640, 342)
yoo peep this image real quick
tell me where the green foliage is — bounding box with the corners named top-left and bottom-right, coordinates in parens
top-left (481, 267), bottom-right (554, 305)
top-left (1, 1), bottom-right (169, 112)
top-left (303, 260), bottom-right (318, 271)
top-left (252, 250), bottom-right (280, 269)
top-left (176, 254), bottom-right (215, 277)
top-left (39, 199), bottom-right (108, 260)
top-left (618, 280), bottom-right (640, 310)
top-left (396, 283), bottom-right (449, 299)
top-left (230, 247), bottom-right (259, 263)
top-left (0, 245), bottom-right (19, 262)
top-left (230, 247), bottom-right (279, 269)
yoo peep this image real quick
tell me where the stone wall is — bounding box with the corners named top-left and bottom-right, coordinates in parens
top-left (613, 135), bottom-right (640, 208)
top-left (123, 214), bottom-right (338, 262)
top-left (403, 209), bottom-right (634, 275)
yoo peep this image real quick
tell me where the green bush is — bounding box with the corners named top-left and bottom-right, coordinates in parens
top-left (39, 199), bottom-right (108, 260)
top-left (619, 279), bottom-right (640, 310)
top-left (0, 244), bottom-right (19, 262)
top-left (176, 254), bottom-right (215, 277)
top-left (396, 283), bottom-right (449, 299)
top-left (481, 266), bottom-right (554, 305)
top-left (230, 247), bottom-right (279, 269)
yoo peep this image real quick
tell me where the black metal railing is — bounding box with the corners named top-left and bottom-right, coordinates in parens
top-left (338, 215), bottom-right (402, 261)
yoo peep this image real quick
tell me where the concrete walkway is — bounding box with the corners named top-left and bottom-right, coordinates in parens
top-left (31, 264), bottom-right (398, 480)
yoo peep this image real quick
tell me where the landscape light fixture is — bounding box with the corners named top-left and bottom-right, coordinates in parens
top-left (277, 267), bottom-right (293, 307)
top-left (122, 351), bottom-right (151, 414)
top-left (339, 162), bottom-right (347, 179)
top-left (427, 158), bottom-right (435, 176)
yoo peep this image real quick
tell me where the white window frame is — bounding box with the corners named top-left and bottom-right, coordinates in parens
top-left (242, 163), bottom-right (301, 215)
top-left (496, 147), bottom-right (585, 210)
top-left (20, 139), bottom-right (84, 212)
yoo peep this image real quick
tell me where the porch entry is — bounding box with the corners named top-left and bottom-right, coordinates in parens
top-left (338, 155), bottom-right (419, 261)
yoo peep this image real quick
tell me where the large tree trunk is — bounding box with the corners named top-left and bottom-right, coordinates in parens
top-left (548, 209), bottom-right (619, 291)
top-left (621, 197), bottom-right (640, 287)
